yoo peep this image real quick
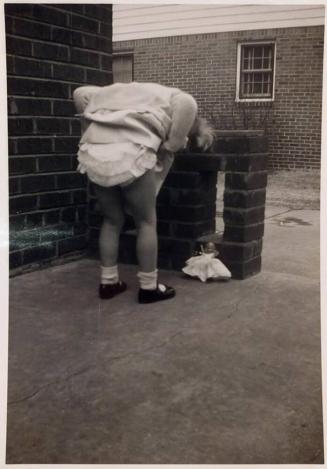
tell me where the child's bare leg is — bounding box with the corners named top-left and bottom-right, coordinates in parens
top-left (122, 169), bottom-right (158, 273)
top-left (94, 184), bottom-right (127, 298)
top-left (123, 169), bottom-right (175, 302)
top-left (94, 184), bottom-right (125, 268)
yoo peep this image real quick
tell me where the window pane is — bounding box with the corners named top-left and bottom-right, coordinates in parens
top-left (239, 43), bottom-right (274, 99)
top-left (254, 72), bottom-right (263, 82)
top-left (253, 82), bottom-right (261, 94)
top-left (253, 46), bottom-right (263, 58)
top-left (254, 58), bottom-right (262, 69)
top-left (263, 58), bottom-right (271, 69)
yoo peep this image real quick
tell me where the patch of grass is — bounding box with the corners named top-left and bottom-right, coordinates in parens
top-left (216, 170), bottom-right (320, 211)
top-left (266, 170), bottom-right (320, 209)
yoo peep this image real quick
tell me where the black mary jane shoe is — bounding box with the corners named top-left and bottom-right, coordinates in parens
top-left (99, 281), bottom-right (127, 299)
top-left (138, 283), bottom-right (176, 304)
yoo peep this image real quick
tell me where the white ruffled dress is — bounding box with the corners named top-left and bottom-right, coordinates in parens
top-left (76, 107), bottom-right (164, 187)
top-left (77, 141), bottom-right (157, 188)
top-left (74, 82), bottom-right (198, 188)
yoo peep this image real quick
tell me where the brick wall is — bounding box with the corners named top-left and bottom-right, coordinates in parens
top-left (114, 25), bottom-right (324, 169)
top-left (88, 134), bottom-right (269, 279)
top-left (6, 4), bottom-right (113, 272)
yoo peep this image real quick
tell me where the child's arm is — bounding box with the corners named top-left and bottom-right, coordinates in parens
top-left (73, 86), bottom-right (101, 133)
top-left (162, 92), bottom-right (198, 153)
top-left (73, 86), bottom-right (100, 114)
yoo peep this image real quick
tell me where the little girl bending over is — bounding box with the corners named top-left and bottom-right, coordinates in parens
top-left (73, 81), bottom-right (213, 304)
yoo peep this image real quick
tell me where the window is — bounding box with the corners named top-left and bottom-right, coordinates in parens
top-left (236, 42), bottom-right (276, 101)
top-left (113, 53), bottom-right (133, 83)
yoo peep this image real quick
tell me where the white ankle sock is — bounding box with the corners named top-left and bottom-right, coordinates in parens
top-left (137, 269), bottom-right (158, 290)
top-left (101, 265), bottom-right (119, 285)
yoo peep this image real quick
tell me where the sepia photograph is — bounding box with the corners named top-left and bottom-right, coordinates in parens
top-left (3, 1), bottom-right (326, 465)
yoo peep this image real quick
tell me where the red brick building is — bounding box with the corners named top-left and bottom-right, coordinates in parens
top-left (113, 4), bottom-right (325, 169)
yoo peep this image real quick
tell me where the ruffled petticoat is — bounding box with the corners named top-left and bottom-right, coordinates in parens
top-left (77, 142), bottom-right (157, 187)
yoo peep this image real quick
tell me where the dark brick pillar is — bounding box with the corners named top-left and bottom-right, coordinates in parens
top-left (156, 168), bottom-right (217, 270)
top-left (6, 4), bottom-right (112, 273)
top-left (216, 133), bottom-right (268, 279)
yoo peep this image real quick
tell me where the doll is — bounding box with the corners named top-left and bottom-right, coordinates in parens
top-left (182, 242), bottom-right (231, 282)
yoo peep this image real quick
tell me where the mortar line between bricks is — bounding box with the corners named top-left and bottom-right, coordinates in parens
top-left (6, 34), bottom-right (68, 49)
top-left (11, 135), bottom-right (80, 140)
top-left (10, 149), bottom-right (78, 156)
top-left (10, 156), bottom-right (72, 160)
top-left (8, 116), bottom-right (79, 120)
top-left (8, 62), bottom-right (112, 76)
top-left (225, 170), bottom-right (268, 175)
top-left (11, 189), bottom-right (86, 197)
top-left (7, 10), bottom-right (112, 27)
top-left (71, 45), bottom-right (112, 56)
top-left (8, 95), bottom-right (75, 102)
top-left (10, 189), bottom-right (84, 198)
top-left (11, 135), bottom-right (79, 139)
top-left (11, 171), bottom-right (80, 178)
top-left (11, 204), bottom-right (87, 214)
top-left (7, 75), bottom-right (102, 86)
top-left (179, 152), bottom-right (268, 157)
top-left (46, 3), bottom-right (112, 21)
top-left (7, 34), bottom-right (113, 53)
top-left (8, 82), bottom-right (104, 95)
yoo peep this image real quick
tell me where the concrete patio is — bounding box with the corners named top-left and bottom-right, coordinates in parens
top-left (6, 173), bottom-right (323, 464)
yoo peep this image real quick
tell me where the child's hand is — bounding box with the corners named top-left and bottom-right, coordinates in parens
top-left (196, 132), bottom-right (214, 151)
top-left (159, 142), bottom-right (174, 155)
top-left (161, 137), bottom-right (188, 153)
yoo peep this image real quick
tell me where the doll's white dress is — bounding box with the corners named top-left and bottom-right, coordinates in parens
top-left (182, 252), bottom-right (231, 282)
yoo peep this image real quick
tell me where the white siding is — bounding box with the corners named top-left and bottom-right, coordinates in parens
top-left (113, 4), bottom-right (325, 41)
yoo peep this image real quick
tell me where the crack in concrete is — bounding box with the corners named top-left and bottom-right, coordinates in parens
top-left (224, 297), bottom-right (243, 320)
top-left (8, 387), bottom-right (46, 406)
top-left (107, 331), bottom-right (183, 362)
top-left (8, 332), bottom-right (183, 407)
top-left (265, 208), bottom-right (293, 220)
top-left (225, 284), bottom-right (261, 320)
top-left (8, 365), bottom-right (93, 406)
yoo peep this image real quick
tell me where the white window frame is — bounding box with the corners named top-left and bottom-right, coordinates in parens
top-left (236, 41), bottom-right (276, 102)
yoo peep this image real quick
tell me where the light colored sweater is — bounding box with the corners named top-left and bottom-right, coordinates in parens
top-left (73, 82), bottom-right (198, 152)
